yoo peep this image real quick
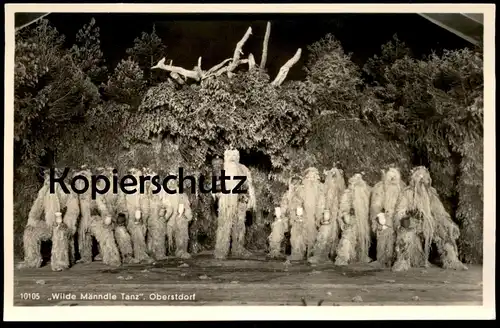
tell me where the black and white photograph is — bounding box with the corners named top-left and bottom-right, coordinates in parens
top-left (3, 3), bottom-right (495, 321)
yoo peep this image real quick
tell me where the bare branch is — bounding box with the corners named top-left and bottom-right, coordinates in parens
top-left (206, 58), bottom-right (232, 75)
top-left (213, 66), bottom-right (229, 78)
top-left (271, 48), bottom-right (302, 87)
top-left (248, 53), bottom-right (256, 71)
top-left (170, 72), bottom-right (185, 85)
top-left (151, 26), bottom-right (262, 84)
top-left (205, 59), bottom-right (248, 80)
top-left (15, 13), bottom-right (51, 32)
top-left (152, 57), bottom-right (202, 81)
top-left (165, 59), bottom-right (185, 84)
top-left (260, 22), bottom-right (271, 69)
top-left (194, 66), bottom-right (203, 79)
top-left (227, 27), bottom-right (253, 75)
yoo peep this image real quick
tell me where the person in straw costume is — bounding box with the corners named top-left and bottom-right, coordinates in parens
top-left (88, 213), bottom-right (122, 267)
top-left (163, 176), bottom-right (194, 259)
top-left (96, 167), bottom-right (136, 264)
top-left (334, 173), bottom-right (372, 265)
top-left (391, 214), bottom-right (424, 272)
top-left (267, 174), bottom-right (302, 259)
top-left (308, 167), bottom-right (346, 264)
top-left (286, 167), bottom-right (325, 262)
top-left (51, 212), bottom-right (71, 271)
top-left (142, 167), bottom-right (169, 261)
top-left (369, 166), bottom-right (406, 268)
top-left (124, 168), bottom-right (154, 263)
top-left (18, 168), bottom-right (80, 270)
top-left (214, 149), bottom-right (256, 260)
top-left (75, 166), bottom-right (112, 263)
top-left (392, 166), bottom-right (468, 271)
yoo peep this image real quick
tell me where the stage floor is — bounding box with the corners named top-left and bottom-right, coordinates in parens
top-left (13, 252), bottom-right (482, 306)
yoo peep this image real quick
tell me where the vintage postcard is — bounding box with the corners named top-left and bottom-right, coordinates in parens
top-left (3, 3), bottom-right (495, 321)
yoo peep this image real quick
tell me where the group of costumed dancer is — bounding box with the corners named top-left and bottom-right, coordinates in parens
top-left (268, 165), bottom-right (468, 272)
top-left (17, 149), bottom-right (467, 273)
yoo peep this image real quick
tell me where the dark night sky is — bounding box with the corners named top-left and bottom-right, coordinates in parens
top-left (22, 13), bottom-right (472, 80)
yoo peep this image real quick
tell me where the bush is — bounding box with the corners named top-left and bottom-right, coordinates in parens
top-left (306, 116), bottom-right (412, 186)
top-left (134, 68), bottom-right (315, 170)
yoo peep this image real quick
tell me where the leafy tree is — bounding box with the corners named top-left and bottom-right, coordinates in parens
top-left (102, 58), bottom-right (147, 107)
top-left (363, 34), bottom-right (412, 85)
top-left (14, 19), bottom-right (100, 169)
top-left (304, 34), bottom-right (364, 118)
top-left (15, 19), bottom-right (64, 145)
top-left (295, 34), bottom-right (413, 186)
top-left (126, 25), bottom-right (168, 85)
top-left (70, 18), bottom-right (108, 85)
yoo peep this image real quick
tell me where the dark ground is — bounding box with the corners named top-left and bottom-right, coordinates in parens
top-left (14, 251), bottom-right (482, 306)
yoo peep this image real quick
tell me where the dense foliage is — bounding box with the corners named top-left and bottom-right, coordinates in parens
top-left (363, 35), bottom-right (484, 262)
top-left (132, 68), bottom-right (315, 170)
top-left (13, 19), bottom-right (484, 262)
top-left (14, 19), bottom-right (101, 170)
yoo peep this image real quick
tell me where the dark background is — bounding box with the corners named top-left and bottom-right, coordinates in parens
top-left (17, 13), bottom-right (472, 80)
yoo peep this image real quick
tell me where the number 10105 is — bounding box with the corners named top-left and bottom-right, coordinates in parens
top-left (20, 293), bottom-right (40, 300)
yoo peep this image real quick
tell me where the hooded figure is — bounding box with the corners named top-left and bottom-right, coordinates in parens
top-left (88, 213), bottom-right (122, 267)
top-left (267, 175), bottom-right (302, 259)
top-left (98, 167), bottom-right (128, 219)
top-left (98, 167), bottom-right (136, 264)
top-left (369, 167), bottom-right (406, 268)
top-left (144, 168), bottom-right (168, 261)
top-left (162, 177), bottom-right (194, 259)
top-left (392, 214), bottom-right (424, 271)
top-left (392, 166), bottom-right (468, 271)
top-left (114, 213), bottom-right (136, 264)
top-left (308, 167), bottom-right (346, 264)
top-left (75, 166), bottom-right (113, 264)
top-left (334, 173), bottom-right (372, 265)
top-left (51, 212), bottom-right (70, 271)
top-left (286, 167), bottom-right (325, 262)
top-left (124, 168), bottom-right (153, 263)
top-left (214, 149), bottom-right (256, 260)
top-left (18, 168), bottom-right (80, 271)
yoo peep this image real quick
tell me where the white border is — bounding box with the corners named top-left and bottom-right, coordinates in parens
top-left (4, 3), bottom-right (496, 321)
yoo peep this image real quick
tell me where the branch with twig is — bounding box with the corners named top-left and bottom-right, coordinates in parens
top-left (152, 58), bottom-right (203, 81)
top-left (206, 58), bottom-right (232, 76)
top-left (227, 27), bottom-right (253, 77)
top-left (271, 48), bottom-right (302, 86)
top-left (152, 23), bottom-right (300, 86)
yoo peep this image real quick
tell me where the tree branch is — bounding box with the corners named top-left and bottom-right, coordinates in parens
top-left (227, 27), bottom-right (253, 77)
top-left (260, 22), bottom-right (271, 69)
top-left (15, 13), bottom-right (51, 32)
top-left (170, 71), bottom-right (185, 84)
top-left (204, 58), bottom-right (248, 80)
top-left (271, 48), bottom-right (302, 87)
top-left (152, 57), bottom-right (202, 81)
top-left (206, 58), bottom-right (232, 75)
top-left (248, 53), bottom-right (256, 71)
